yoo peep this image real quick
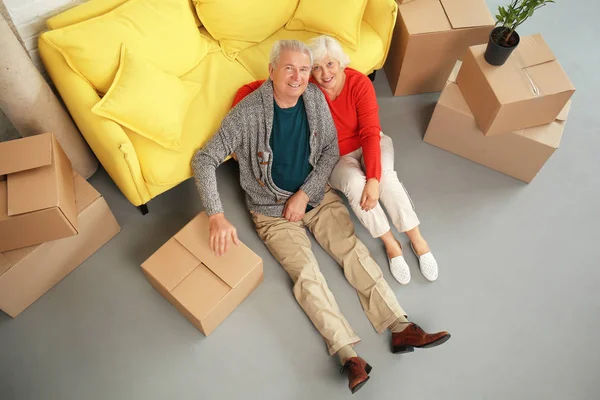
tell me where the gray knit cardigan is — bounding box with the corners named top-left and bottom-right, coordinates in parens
top-left (191, 79), bottom-right (339, 217)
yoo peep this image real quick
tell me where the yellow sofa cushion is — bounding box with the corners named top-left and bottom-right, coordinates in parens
top-left (92, 46), bottom-right (201, 152)
top-left (192, 0), bottom-right (298, 58)
top-left (46, 0), bottom-right (129, 29)
top-left (237, 23), bottom-right (384, 80)
top-left (128, 51), bottom-right (255, 186)
top-left (42, 0), bottom-right (210, 94)
top-left (286, 0), bottom-right (368, 50)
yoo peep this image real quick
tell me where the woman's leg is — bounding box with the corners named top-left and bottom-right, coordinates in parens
top-left (329, 150), bottom-right (391, 240)
top-left (331, 150), bottom-right (412, 284)
top-left (379, 230), bottom-right (403, 258)
top-left (405, 225), bottom-right (430, 256)
top-left (377, 133), bottom-right (421, 236)
top-left (377, 133), bottom-right (439, 281)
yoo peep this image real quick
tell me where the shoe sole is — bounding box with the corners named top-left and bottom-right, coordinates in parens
top-left (392, 333), bottom-right (451, 354)
top-left (351, 376), bottom-right (370, 394)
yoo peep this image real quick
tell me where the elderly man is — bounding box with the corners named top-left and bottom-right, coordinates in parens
top-left (192, 40), bottom-right (450, 394)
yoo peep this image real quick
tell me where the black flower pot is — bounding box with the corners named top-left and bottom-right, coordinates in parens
top-left (484, 27), bottom-right (520, 66)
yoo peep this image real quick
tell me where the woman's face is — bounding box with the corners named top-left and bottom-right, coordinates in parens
top-left (312, 56), bottom-right (342, 90)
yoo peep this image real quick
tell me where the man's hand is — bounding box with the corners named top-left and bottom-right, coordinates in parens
top-left (208, 213), bottom-right (239, 256)
top-left (283, 190), bottom-right (310, 222)
top-left (360, 178), bottom-right (380, 212)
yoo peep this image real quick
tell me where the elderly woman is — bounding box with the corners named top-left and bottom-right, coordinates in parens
top-left (231, 36), bottom-right (438, 285)
top-left (305, 35), bottom-right (439, 285)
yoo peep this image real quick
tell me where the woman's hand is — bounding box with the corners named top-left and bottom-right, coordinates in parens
top-left (208, 213), bottom-right (239, 256)
top-left (360, 178), bottom-right (379, 212)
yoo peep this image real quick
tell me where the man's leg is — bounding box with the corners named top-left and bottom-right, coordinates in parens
top-left (304, 189), bottom-right (407, 334)
top-left (305, 189), bottom-right (451, 352)
top-left (251, 212), bottom-right (361, 356)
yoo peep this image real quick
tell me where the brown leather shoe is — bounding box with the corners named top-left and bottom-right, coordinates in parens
top-left (391, 323), bottom-right (451, 354)
top-left (340, 357), bottom-right (372, 394)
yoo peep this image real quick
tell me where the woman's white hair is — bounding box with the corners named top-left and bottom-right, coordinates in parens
top-left (307, 35), bottom-right (351, 69)
top-left (269, 40), bottom-right (313, 68)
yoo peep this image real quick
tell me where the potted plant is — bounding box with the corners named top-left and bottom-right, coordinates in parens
top-left (484, 0), bottom-right (556, 66)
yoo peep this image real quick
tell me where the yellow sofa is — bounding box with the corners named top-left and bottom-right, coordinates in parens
top-left (39, 0), bottom-right (398, 209)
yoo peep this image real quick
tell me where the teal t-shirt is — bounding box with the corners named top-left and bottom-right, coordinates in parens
top-left (270, 98), bottom-right (313, 209)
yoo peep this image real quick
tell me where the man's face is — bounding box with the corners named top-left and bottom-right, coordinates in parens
top-left (269, 49), bottom-right (311, 105)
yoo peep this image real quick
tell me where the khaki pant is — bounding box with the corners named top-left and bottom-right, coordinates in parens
top-left (329, 132), bottom-right (420, 238)
top-left (252, 189), bottom-right (406, 356)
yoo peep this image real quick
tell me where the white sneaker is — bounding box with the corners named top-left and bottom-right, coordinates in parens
top-left (410, 243), bottom-right (439, 282)
top-left (389, 255), bottom-right (411, 285)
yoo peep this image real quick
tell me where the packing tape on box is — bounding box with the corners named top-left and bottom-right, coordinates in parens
top-left (523, 70), bottom-right (540, 96)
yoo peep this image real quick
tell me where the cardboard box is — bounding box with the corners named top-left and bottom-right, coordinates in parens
top-left (141, 213), bottom-right (263, 336)
top-left (0, 133), bottom-right (78, 252)
top-left (384, 0), bottom-right (494, 96)
top-left (424, 64), bottom-right (570, 183)
top-left (0, 175), bottom-right (120, 317)
top-left (456, 34), bottom-right (575, 136)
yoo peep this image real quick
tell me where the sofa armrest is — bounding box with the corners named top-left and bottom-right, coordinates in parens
top-left (363, 0), bottom-right (398, 70)
top-left (39, 34), bottom-right (151, 206)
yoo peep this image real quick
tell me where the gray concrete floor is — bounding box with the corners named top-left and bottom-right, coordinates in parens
top-left (1, 1), bottom-right (599, 399)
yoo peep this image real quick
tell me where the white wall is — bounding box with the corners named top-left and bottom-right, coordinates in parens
top-left (3, 0), bottom-right (85, 73)
top-left (4, 0), bottom-right (85, 76)
top-left (0, 0), bottom-right (85, 141)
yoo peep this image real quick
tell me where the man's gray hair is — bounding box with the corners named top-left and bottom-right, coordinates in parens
top-left (307, 35), bottom-right (351, 69)
top-left (269, 40), bottom-right (313, 68)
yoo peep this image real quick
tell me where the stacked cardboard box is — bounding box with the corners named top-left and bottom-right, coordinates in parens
top-left (456, 34), bottom-right (575, 135)
top-left (384, 0), bottom-right (494, 96)
top-left (0, 134), bottom-right (78, 252)
top-left (0, 133), bottom-right (120, 317)
top-left (424, 34), bottom-right (575, 183)
top-left (142, 212), bottom-right (263, 336)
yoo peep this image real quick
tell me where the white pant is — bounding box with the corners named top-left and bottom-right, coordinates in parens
top-left (329, 132), bottom-right (420, 238)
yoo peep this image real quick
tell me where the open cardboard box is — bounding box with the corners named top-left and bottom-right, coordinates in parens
top-left (0, 133), bottom-right (78, 252)
top-left (424, 62), bottom-right (571, 183)
top-left (0, 174), bottom-right (121, 317)
top-left (384, 0), bottom-right (494, 96)
top-left (456, 34), bottom-right (575, 135)
top-left (141, 213), bottom-right (263, 336)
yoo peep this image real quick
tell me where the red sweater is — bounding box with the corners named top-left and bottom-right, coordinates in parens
top-left (231, 68), bottom-right (382, 180)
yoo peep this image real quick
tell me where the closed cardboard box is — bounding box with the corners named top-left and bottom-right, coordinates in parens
top-left (0, 175), bottom-right (121, 317)
top-left (384, 0), bottom-right (493, 96)
top-left (0, 133), bottom-right (78, 252)
top-left (424, 64), bottom-right (570, 183)
top-left (456, 34), bottom-right (575, 136)
top-left (141, 213), bottom-right (263, 336)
